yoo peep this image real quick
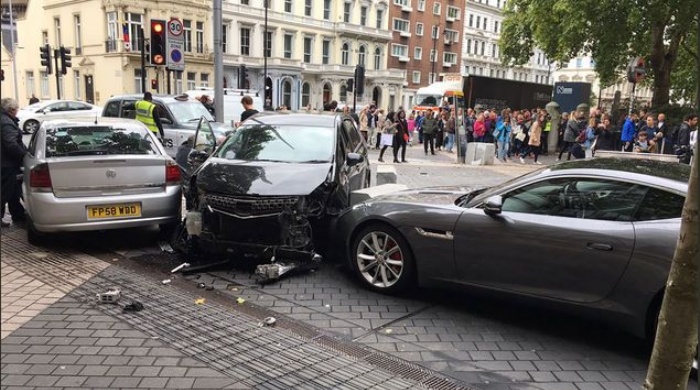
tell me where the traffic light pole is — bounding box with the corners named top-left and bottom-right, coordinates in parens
top-left (166, 70), bottom-right (171, 94)
top-left (139, 27), bottom-right (146, 93)
top-left (53, 49), bottom-right (61, 100)
top-left (352, 67), bottom-right (358, 113)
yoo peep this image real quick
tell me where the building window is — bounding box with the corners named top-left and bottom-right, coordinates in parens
top-left (26, 71), bottom-right (35, 98)
top-left (490, 69), bottom-right (494, 77)
top-left (358, 45), bottom-right (366, 66)
top-left (375, 9), bottom-right (383, 29)
top-left (222, 23), bottom-right (228, 53)
top-left (443, 52), bottom-right (457, 64)
top-left (393, 18), bottom-right (409, 33)
top-left (431, 25), bottom-right (439, 39)
top-left (73, 15), bottom-right (82, 55)
top-left (73, 70), bottom-right (80, 99)
top-left (445, 29), bottom-right (458, 43)
top-left (125, 13), bottom-right (142, 51)
top-left (134, 69), bottom-right (143, 93)
top-left (476, 16), bottom-right (481, 29)
top-left (360, 6), bottom-right (368, 25)
top-left (343, 2), bottom-right (351, 22)
top-left (54, 17), bottom-right (62, 47)
top-left (391, 43), bottom-right (408, 57)
top-left (469, 14), bottom-right (473, 27)
top-left (302, 82), bottom-right (311, 107)
top-left (481, 41), bottom-right (485, 55)
top-left (184, 19), bottom-right (192, 52)
top-left (284, 0), bottom-right (292, 13)
top-left (417, 0), bottom-right (425, 11)
top-left (196, 21), bottom-right (204, 53)
top-left (430, 48), bottom-right (436, 62)
top-left (174, 71), bottom-right (183, 94)
top-left (466, 39), bottom-right (471, 54)
top-left (40, 71), bottom-right (49, 98)
top-left (201, 73), bottom-right (209, 87)
top-left (393, 0), bottom-right (409, 6)
top-left (106, 12), bottom-right (117, 51)
top-left (491, 45), bottom-right (496, 57)
top-left (412, 71), bottom-right (421, 84)
top-left (322, 39), bottom-right (331, 64)
top-left (303, 36), bottom-right (313, 63)
top-left (576, 57), bottom-right (583, 68)
top-left (305, 0), bottom-right (312, 16)
top-left (240, 27), bottom-right (251, 56)
top-left (284, 33), bottom-right (293, 59)
top-left (187, 72), bottom-right (196, 90)
top-left (282, 80), bottom-right (292, 108)
top-left (447, 6), bottom-right (460, 20)
top-left (414, 47), bottom-right (422, 59)
top-left (416, 23), bottom-right (423, 36)
top-left (483, 18), bottom-right (488, 30)
top-left (264, 31), bottom-right (272, 57)
top-left (433, 2), bottom-right (441, 15)
top-left (494, 21), bottom-right (499, 33)
top-left (341, 43), bottom-right (350, 65)
top-left (323, 0), bottom-right (331, 20)
top-left (374, 47), bottom-right (381, 70)
top-left (242, 0), bottom-right (249, 4)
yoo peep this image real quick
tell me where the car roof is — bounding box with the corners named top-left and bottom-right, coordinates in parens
top-left (245, 111), bottom-right (347, 127)
top-left (42, 117), bottom-right (147, 128)
top-left (544, 158), bottom-right (690, 192)
top-left (106, 94), bottom-right (195, 103)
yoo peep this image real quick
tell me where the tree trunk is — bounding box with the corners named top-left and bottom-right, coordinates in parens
top-left (649, 21), bottom-right (674, 108)
top-left (644, 145), bottom-right (699, 388)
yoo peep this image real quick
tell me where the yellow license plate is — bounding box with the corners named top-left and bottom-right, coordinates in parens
top-left (87, 203), bottom-right (142, 220)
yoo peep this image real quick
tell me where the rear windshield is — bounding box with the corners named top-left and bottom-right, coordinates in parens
top-left (45, 126), bottom-right (159, 157)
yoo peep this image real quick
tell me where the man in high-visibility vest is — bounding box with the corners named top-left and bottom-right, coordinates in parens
top-left (134, 92), bottom-right (164, 141)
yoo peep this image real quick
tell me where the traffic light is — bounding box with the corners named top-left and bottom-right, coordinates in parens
top-left (144, 42), bottom-right (151, 64)
top-left (40, 44), bottom-right (53, 74)
top-left (355, 65), bottom-right (365, 95)
top-left (238, 65), bottom-right (248, 89)
top-left (59, 46), bottom-right (72, 75)
top-left (150, 19), bottom-right (167, 66)
top-left (346, 78), bottom-right (354, 92)
top-left (151, 79), bottom-right (158, 90)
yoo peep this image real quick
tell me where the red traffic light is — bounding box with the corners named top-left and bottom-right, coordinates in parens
top-left (150, 20), bottom-right (167, 66)
top-left (151, 79), bottom-right (158, 89)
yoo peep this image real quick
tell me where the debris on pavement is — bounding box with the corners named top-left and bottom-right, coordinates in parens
top-left (236, 297), bottom-right (246, 304)
top-left (161, 279), bottom-right (172, 285)
top-left (226, 284), bottom-right (239, 292)
top-left (96, 288), bottom-right (121, 304)
top-left (159, 241), bottom-right (176, 254)
top-left (205, 285), bottom-right (214, 291)
top-left (171, 262), bottom-right (190, 273)
top-left (255, 251), bottom-right (323, 283)
top-left (195, 298), bottom-right (206, 305)
top-left (196, 282), bottom-right (206, 289)
top-left (259, 317), bottom-right (276, 327)
top-left (123, 301), bottom-right (144, 312)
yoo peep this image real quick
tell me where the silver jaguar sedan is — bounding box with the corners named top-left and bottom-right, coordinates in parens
top-left (336, 158), bottom-right (689, 340)
top-left (22, 117), bottom-right (182, 244)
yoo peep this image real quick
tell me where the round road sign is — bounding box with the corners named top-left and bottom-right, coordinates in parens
top-left (168, 18), bottom-right (183, 36)
top-left (170, 49), bottom-right (183, 63)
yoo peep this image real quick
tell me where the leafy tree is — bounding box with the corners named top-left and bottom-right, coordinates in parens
top-left (500, 0), bottom-right (698, 108)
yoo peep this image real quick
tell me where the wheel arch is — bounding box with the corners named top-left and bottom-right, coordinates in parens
top-left (646, 287), bottom-right (665, 341)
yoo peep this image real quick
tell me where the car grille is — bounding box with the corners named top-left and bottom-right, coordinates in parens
top-left (205, 195), bottom-right (300, 217)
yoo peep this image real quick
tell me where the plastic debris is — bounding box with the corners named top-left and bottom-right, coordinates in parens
top-left (195, 298), bottom-right (206, 305)
top-left (255, 262), bottom-right (297, 282)
top-left (226, 284), bottom-right (239, 292)
top-left (196, 282), bottom-right (206, 289)
top-left (259, 317), bottom-right (276, 327)
top-left (123, 301), bottom-right (144, 312)
top-left (236, 297), bottom-right (246, 304)
top-left (171, 262), bottom-right (190, 273)
top-left (96, 288), bottom-right (121, 304)
top-left (385, 328), bottom-right (393, 334)
top-left (159, 241), bottom-right (175, 254)
top-left (161, 279), bottom-right (172, 285)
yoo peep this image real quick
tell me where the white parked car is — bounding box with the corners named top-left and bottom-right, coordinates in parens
top-left (17, 100), bottom-right (103, 134)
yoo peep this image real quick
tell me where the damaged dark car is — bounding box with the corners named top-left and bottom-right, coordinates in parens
top-left (179, 112), bottom-right (370, 279)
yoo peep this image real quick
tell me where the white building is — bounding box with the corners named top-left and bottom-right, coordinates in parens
top-left (461, 0), bottom-right (551, 84)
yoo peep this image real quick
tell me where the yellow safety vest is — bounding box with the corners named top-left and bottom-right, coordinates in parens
top-left (134, 100), bottom-right (159, 134)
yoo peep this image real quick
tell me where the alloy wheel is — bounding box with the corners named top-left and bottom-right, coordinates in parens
top-left (355, 230), bottom-right (404, 289)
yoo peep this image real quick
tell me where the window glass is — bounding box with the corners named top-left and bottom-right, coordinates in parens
top-left (502, 178), bottom-right (648, 221)
top-left (635, 188), bottom-right (685, 221)
top-left (103, 101), bottom-right (121, 117)
top-left (343, 119), bottom-right (362, 151)
top-left (166, 101), bottom-right (214, 123)
top-left (45, 125), bottom-right (158, 157)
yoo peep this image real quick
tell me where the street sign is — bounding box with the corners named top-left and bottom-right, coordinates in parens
top-left (166, 17), bottom-right (184, 71)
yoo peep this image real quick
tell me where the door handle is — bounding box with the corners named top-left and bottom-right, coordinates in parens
top-left (587, 243), bottom-right (613, 251)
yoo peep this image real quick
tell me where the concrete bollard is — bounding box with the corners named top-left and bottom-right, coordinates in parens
top-left (350, 184), bottom-right (408, 206)
top-left (545, 101), bottom-right (561, 155)
top-left (376, 164), bottom-right (397, 185)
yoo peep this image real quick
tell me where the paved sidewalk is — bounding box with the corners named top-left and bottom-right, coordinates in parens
top-left (0, 227), bottom-right (467, 390)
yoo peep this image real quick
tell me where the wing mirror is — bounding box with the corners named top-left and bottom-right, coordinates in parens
top-left (483, 195), bottom-right (503, 216)
top-left (346, 152), bottom-right (365, 167)
top-left (160, 117), bottom-right (173, 125)
top-left (187, 150), bottom-right (210, 167)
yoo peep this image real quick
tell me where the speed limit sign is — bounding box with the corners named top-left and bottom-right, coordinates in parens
top-left (168, 18), bottom-right (183, 36)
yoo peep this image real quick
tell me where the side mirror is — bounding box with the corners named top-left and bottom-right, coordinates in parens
top-left (160, 117), bottom-right (173, 125)
top-left (187, 150), bottom-right (209, 167)
top-left (40, 109), bottom-right (48, 114)
top-left (346, 152), bottom-right (365, 167)
top-left (483, 195), bottom-right (503, 216)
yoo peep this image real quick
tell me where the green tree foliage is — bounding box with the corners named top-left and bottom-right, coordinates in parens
top-left (500, 0), bottom-right (698, 108)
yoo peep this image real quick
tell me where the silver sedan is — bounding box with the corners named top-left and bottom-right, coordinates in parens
top-left (337, 158), bottom-right (688, 340)
top-left (22, 118), bottom-right (182, 244)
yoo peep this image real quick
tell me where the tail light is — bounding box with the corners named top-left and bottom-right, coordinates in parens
top-left (29, 163), bottom-right (52, 191)
top-left (165, 160), bottom-right (181, 185)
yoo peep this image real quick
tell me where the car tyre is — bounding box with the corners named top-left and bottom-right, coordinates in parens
top-left (350, 223), bottom-right (416, 294)
top-left (23, 120), bottom-right (39, 134)
top-left (27, 217), bottom-right (48, 246)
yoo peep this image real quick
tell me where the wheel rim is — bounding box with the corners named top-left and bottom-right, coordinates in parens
top-left (355, 231), bottom-right (404, 288)
top-left (25, 121), bottom-right (38, 134)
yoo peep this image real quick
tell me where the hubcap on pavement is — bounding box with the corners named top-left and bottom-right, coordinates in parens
top-left (356, 231), bottom-right (404, 288)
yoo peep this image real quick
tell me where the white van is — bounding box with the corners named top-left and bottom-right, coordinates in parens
top-left (184, 88), bottom-right (263, 126)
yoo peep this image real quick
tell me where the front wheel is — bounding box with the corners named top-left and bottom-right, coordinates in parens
top-left (350, 223), bottom-right (415, 294)
top-left (23, 120), bottom-right (39, 134)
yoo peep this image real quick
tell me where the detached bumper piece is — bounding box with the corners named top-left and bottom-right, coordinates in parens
top-left (255, 248), bottom-right (322, 283)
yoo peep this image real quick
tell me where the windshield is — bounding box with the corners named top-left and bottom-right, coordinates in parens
top-left (166, 101), bottom-right (214, 123)
top-left (45, 126), bottom-right (159, 157)
top-left (415, 94), bottom-right (442, 107)
top-left (214, 124), bottom-right (334, 163)
top-left (465, 167), bottom-right (549, 207)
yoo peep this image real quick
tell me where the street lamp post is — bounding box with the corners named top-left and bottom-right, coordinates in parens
top-left (263, 0), bottom-right (269, 109)
top-left (431, 31), bottom-right (437, 84)
top-left (8, 0), bottom-right (19, 102)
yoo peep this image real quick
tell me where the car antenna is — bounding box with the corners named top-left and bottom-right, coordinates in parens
top-left (94, 114), bottom-right (98, 124)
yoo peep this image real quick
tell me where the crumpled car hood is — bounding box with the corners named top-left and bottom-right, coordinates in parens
top-left (195, 158), bottom-right (332, 196)
top-left (370, 185), bottom-right (486, 205)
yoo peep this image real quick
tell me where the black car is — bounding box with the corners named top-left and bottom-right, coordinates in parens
top-left (181, 112), bottom-right (371, 260)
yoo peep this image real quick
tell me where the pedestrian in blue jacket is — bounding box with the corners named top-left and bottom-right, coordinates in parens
top-left (621, 112), bottom-right (638, 151)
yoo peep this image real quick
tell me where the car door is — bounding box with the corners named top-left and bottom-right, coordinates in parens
top-left (342, 119), bottom-right (369, 190)
top-left (453, 176), bottom-right (645, 304)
